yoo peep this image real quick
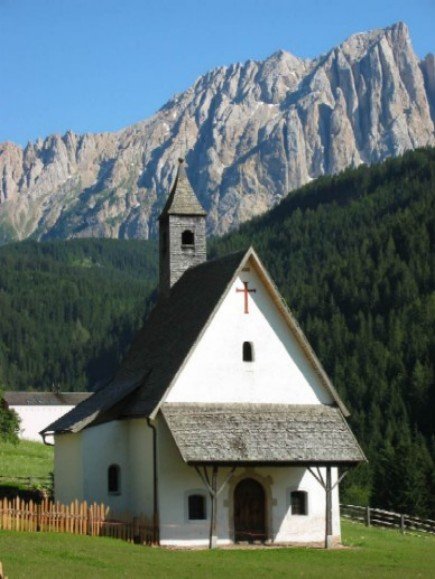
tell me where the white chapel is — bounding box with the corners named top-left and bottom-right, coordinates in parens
top-left (42, 158), bottom-right (365, 548)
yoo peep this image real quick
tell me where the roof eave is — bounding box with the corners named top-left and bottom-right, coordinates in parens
top-left (186, 459), bottom-right (367, 467)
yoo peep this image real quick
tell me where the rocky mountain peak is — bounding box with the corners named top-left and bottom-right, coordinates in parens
top-left (0, 23), bottom-right (434, 243)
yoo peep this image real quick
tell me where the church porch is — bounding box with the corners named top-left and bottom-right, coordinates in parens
top-left (157, 459), bottom-right (342, 548)
top-left (156, 405), bottom-right (360, 548)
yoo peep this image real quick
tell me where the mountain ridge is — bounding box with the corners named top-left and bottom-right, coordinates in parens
top-left (1, 22), bottom-right (434, 243)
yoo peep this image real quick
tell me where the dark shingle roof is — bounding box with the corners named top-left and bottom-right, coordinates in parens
top-left (159, 159), bottom-right (206, 218)
top-left (4, 391), bottom-right (91, 406)
top-left (162, 403), bottom-right (366, 464)
top-left (42, 250), bottom-right (247, 434)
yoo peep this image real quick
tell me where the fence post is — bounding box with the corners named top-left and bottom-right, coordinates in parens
top-left (86, 506), bottom-right (92, 536)
top-left (133, 516), bottom-right (140, 544)
top-left (400, 514), bottom-right (405, 534)
top-left (36, 502), bottom-right (42, 532)
top-left (365, 506), bottom-right (371, 527)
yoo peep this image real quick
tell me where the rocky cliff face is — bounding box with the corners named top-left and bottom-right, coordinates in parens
top-left (1, 22), bottom-right (434, 242)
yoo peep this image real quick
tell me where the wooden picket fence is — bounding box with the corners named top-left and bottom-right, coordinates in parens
top-left (0, 497), bottom-right (155, 544)
top-left (341, 504), bottom-right (435, 535)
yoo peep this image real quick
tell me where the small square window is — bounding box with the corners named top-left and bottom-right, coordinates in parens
top-left (182, 230), bottom-right (195, 246)
top-left (291, 491), bottom-right (307, 515)
top-left (188, 494), bottom-right (206, 520)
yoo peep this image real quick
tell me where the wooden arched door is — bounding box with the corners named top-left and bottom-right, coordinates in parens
top-left (234, 478), bottom-right (266, 543)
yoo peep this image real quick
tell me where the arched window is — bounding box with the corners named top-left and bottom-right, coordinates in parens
top-left (290, 491), bottom-right (307, 515)
top-left (243, 341), bottom-right (254, 362)
top-left (108, 464), bottom-right (121, 494)
top-left (181, 230), bottom-right (195, 246)
top-left (188, 494), bottom-right (206, 520)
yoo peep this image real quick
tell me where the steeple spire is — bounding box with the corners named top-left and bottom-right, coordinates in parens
top-left (159, 158), bottom-right (206, 220)
top-left (158, 157), bottom-right (207, 297)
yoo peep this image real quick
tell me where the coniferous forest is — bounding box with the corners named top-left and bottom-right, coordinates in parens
top-left (0, 239), bottom-right (157, 392)
top-left (0, 147), bottom-right (434, 516)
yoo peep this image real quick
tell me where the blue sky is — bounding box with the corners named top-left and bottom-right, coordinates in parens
top-left (2, 0), bottom-right (434, 146)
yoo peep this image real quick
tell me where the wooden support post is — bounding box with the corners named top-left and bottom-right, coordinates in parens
top-left (325, 466), bottom-right (333, 549)
top-left (210, 466), bottom-right (218, 549)
top-left (365, 506), bottom-right (371, 527)
top-left (195, 464), bottom-right (236, 550)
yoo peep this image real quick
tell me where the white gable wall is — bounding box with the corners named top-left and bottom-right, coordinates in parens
top-left (12, 404), bottom-right (76, 443)
top-left (166, 260), bottom-right (333, 405)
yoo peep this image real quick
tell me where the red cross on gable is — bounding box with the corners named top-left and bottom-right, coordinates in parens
top-left (236, 281), bottom-right (256, 314)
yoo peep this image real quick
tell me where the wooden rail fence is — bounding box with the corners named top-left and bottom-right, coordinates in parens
top-left (341, 504), bottom-right (435, 535)
top-left (0, 497), bottom-right (154, 544)
top-left (3, 497), bottom-right (433, 546)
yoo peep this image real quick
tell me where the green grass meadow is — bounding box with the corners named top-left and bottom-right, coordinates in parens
top-left (0, 521), bottom-right (434, 578)
top-left (0, 440), bottom-right (53, 481)
top-left (0, 444), bottom-right (433, 577)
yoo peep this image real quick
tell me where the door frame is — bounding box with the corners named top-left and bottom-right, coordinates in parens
top-left (227, 468), bottom-right (274, 543)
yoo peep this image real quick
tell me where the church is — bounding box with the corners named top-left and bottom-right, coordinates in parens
top-left (42, 158), bottom-right (365, 548)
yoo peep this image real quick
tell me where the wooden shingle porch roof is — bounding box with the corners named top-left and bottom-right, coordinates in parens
top-left (162, 403), bottom-right (366, 465)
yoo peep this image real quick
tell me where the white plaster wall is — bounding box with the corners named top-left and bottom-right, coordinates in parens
top-left (158, 417), bottom-right (214, 545)
top-left (82, 420), bottom-right (128, 517)
top-left (12, 405), bottom-right (76, 443)
top-left (166, 259), bottom-right (333, 406)
top-left (78, 419), bottom-right (153, 519)
top-left (54, 418), bottom-right (154, 519)
top-left (270, 466), bottom-right (340, 544)
top-left (127, 419), bottom-right (154, 520)
top-left (157, 417), bottom-right (340, 546)
top-left (54, 432), bottom-right (84, 504)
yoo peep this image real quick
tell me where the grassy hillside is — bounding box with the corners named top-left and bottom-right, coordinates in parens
top-left (0, 440), bottom-right (53, 481)
top-left (0, 521), bottom-right (434, 578)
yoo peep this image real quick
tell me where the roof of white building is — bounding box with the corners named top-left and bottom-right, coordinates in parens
top-left (4, 391), bottom-right (91, 406)
top-left (41, 247), bottom-right (365, 464)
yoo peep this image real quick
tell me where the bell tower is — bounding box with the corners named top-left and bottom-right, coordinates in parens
top-left (158, 158), bottom-right (207, 297)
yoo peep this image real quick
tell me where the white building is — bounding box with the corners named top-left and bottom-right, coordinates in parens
top-left (43, 159), bottom-right (365, 548)
top-left (4, 391), bottom-right (90, 443)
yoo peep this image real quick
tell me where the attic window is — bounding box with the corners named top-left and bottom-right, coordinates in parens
top-left (108, 464), bottom-right (121, 494)
top-left (290, 491), bottom-right (307, 515)
top-left (243, 341), bottom-right (254, 362)
top-left (181, 230), bottom-right (194, 246)
top-left (188, 494), bottom-right (206, 520)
